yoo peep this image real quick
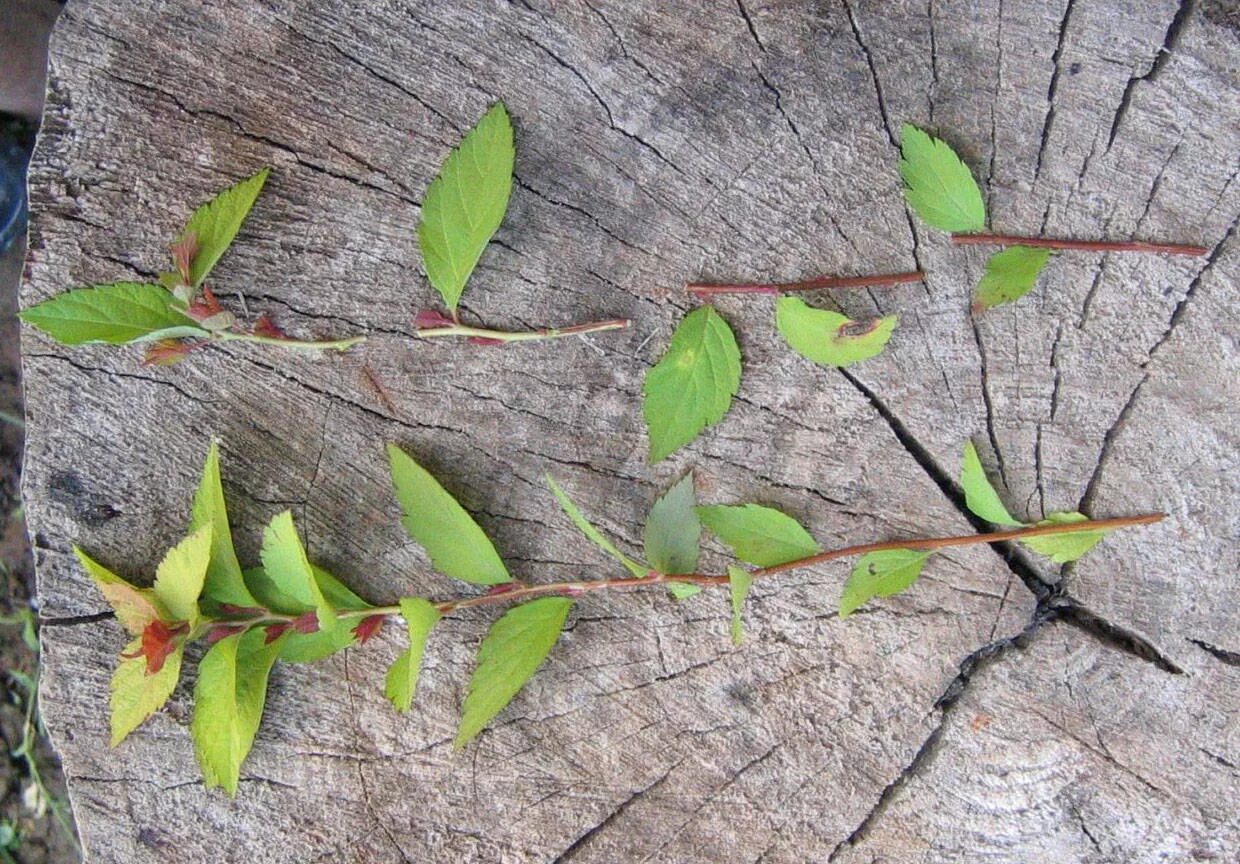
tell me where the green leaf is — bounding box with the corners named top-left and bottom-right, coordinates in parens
top-left (545, 475), bottom-right (646, 577)
top-left (643, 474), bottom-right (700, 575)
top-left (191, 629), bottom-right (282, 796)
top-left (385, 597), bottom-right (441, 713)
top-left (243, 564), bottom-right (372, 663)
top-left (74, 546), bottom-right (163, 637)
top-left (960, 441), bottom-right (1022, 527)
top-left (727, 565), bottom-right (753, 646)
top-left (696, 503), bottom-right (819, 567)
top-left (387, 444), bottom-right (510, 586)
top-left (190, 442), bottom-right (257, 609)
top-left (109, 641), bottom-right (182, 746)
top-left (666, 582), bottom-right (702, 600)
top-left (417, 103), bottom-right (514, 312)
top-left (181, 169), bottom-right (270, 288)
top-left (644, 306), bottom-right (741, 462)
top-left (19, 282), bottom-right (208, 345)
top-left (775, 297), bottom-right (897, 368)
top-left (1020, 512), bottom-right (1109, 563)
top-left (839, 549), bottom-right (930, 617)
top-left (260, 511), bottom-right (335, 631)
top-left (898, 124), bottom-right (986, 233)
top-left (455, 597), bottom-right (571, 748)
top-left (972, 247), bottom-right (1052, 313)
top-left (151, 525), bottom-right (212, 625)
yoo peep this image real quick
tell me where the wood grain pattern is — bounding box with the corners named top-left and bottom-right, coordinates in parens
top-left (20, 1), bottom-right (1239, 860)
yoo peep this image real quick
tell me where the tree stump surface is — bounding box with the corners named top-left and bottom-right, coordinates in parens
top-left (19, 1), bottom-right (1240, 861)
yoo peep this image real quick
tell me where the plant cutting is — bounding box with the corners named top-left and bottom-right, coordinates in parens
top-left (19, 170), bottom-right (366, 363)
top-left (78, 441), bottom-right (1160, 793)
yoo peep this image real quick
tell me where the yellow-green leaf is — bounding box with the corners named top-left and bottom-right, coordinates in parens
top-left (666, 582), bottom-right (702, 600)
top-left (417, 103), bottom-right (514, 311)
top-left (109, 642), bottom-right (182, 746)
top-left (960, 441), bottom-right (1022, 526)
top-left (696, 503), bottom-right (819, 567)
top-left (775, 297), bottom-right (896, 368)
top-left (455, 597), bottom-right (572, 748)
top-left (840, 549), bottom-right (930, 617)
top-left (385, 597), bottom-right (441, 713)
top-left (899, 124), bottom-right (986, 232)
top-left (727, 565), bottom-right (753, 646)
top-left (181, 169), bottom-right (270, 288)
top-left (972, 247), bottom-right (1052, 313)
top-left (19, 282), bottom-right (207, 345)
top-left (190, 442), bottom-right (257, 609)
top-left (386, 444), bottom-right (510, 586)
top-left (260, 511), bottom-right (335, 631)
top-left (546, 475), bottom-right (646, 577)
top-left (74, 546), bottom-right (163, 637)
top-left (1020, 512), bottom-right (1109, 563)
top-left (152, 524), bottom-right (213, 625)
top-left (643, 306), bottom-right (741, 462)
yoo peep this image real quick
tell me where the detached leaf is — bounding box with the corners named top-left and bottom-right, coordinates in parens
top-left (666, 582), bottom-right (702, 600)
top-left (19, 283), bottom-right (208, 345)
top-left (727, 565), bottom-right (753, 646)
top-left (960, 441), bottom-right (1022, 526)
top-left (696, 503), bottom-right (819, 567)
top-left (456, 597), bottom-right (572, 748)
top-left (417, 103), bottom-right (514, 311)
top-left (643, 474), bottom-right (700, 575)
top-left (546, 475), bottom-right (646, 577)
top-left (972, 247), bottom-right (1052, 313)
top-left (74, 546), bottom-right (162, 636)
top-left (775, 297), bottom-right (896, 368)
top-left (385, 597), bottom-right (441, 713)
top-left (181, 169), bottom-right (270, 288)
top-left (643, 306), bottom-right (741, 462)
top-left (191, 629), bottom-right (282, 796)
top-left (109, 642), bottom-right (182, 746)
top-left (152, 524), bottom-right (213, 625)
top-left (386, 444), bottom-right (510, 586)
top-left (191, 443), bottom-right (257, 609)
top-left (840, 549), bottom-right (930, 617)
top-left (260, 511), bottom-right (335, 632)
top-left (1020, 512), bottom-right (1109, 563)
top-left (898, 124), bottom-right (986, 232)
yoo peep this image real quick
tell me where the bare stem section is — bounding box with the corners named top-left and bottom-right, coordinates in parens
top-left (687, 270), bottom-right (925, 297)
top-left (951, 234), bottom-right (1207, 256)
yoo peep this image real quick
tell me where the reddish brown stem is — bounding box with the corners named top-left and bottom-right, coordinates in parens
top-left (687, 270), bottom-right (925, 297)
top-left (951, 234), bottom-right (1207, 256)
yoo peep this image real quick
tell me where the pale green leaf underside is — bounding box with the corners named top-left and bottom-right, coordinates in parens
top-left (387, 444), bottom-right (510, 586)
top-left (728, 565), bottom-right (753, 646)
top-left (643, 306), bottom-right (741, 462)
top-left (74, 546), bottom-right (163, 637)
top-left (260, 511), bottom-right (335, 631)
top-left (666, 581), bottom-right (702, 600)
top-left (1021, 512), bottom-right (1109, 563)
top-left (960, 441), bottom-right (1022, 526)
top-left (417, 103), bottom-right (514, 311)
top-left (385, 597), bottom-right (441, 713)
top-left (546, 475), bottom-right (646, 577)
top-left (191, 442), bottom-right (257, 609)
top-left (840, 549), bottom-right (931, 617)
top-left (973, 247), bottom-right (1052, 312)
top-left (191, 629), bottom-right (282, 796)
top-left (644, 474), bottom-right (700, 575)
top-left (775, 297), bottom-right (897, 368)
top-left (19, 282), bottom-right (208, 345)
top-left (152, 524), bottom-right (213, 624)
top-left (899, 124), bottom-right (986, 233)
top-left (110, 642), bottom-right (182, 747)
top-left (696, 503), bottom-right (819, 567)
top-left (456, 597), bottom-right (572, 748)
top-left (183, 168), bottom-right (270, 288)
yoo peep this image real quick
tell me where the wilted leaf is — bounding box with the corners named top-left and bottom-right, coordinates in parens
top-left (643, 474), bottom-right (700, 575)
top-left (775, 297), bottom-right (896, 368)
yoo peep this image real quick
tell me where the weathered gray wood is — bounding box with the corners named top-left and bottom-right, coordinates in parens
top-left (19, 1), bottom-right (1240, 861)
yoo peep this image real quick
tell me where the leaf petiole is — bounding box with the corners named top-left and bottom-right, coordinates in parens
top-left (951, 233), bottom-right (1207, 256)
top-left (414, 317), bottom-right (631, 343)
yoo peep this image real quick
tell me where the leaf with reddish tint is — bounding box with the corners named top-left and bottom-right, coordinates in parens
top-left (180, 168), bottom-right (270, 288)
top-left (73, 546), bottom-right (164, 637)
top-left (263, 622), bottom-right (290, 645)
top-left (207, 624), bottom-right (247, 645)
top-left (142, 339), bottom-right (201, 366)
top-left (413, 310), bottom-right (456, 329)
top-left (122, 620), bottom-right (186, 675)
top-left (291, 612), bottom-right (319, 634)
top-left (352, 614), bottom-right (386, 645)
top-left (468, 335), bottom-right (505, 346)
top-left (110, 640), bottom-right (182, 746)
top-left (253, 313), bottom-right (287, 340)
top-left (775, 297), bottom-right (897, 368)
top-left (169, 232), bottom-right (198, 285)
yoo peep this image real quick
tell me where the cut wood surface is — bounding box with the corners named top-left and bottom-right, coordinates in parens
top-left (19, 1), bottom-right (1240, 861)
